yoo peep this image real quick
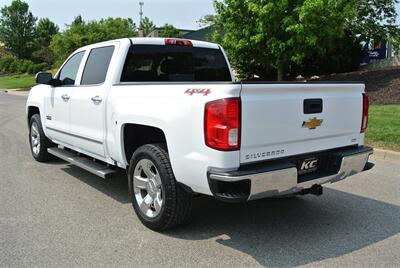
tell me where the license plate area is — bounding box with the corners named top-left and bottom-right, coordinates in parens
top-left (297, 157), bottom-right (319, 175)
top-left (296, 153), bottom-right (340, 183)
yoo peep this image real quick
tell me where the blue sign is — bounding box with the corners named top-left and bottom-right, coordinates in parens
top-left (368, 45), bottom-right (387, 60)
top-left (362, 42), bottom-right (387, 64)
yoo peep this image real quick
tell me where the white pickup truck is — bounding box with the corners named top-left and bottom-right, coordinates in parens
top-left (27, 37), bottom-right (374, 230)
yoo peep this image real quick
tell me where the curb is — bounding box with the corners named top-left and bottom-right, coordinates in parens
top-left (373, 148), bottom-right (400, 161)
top-left (2, 89), bottom-right (30, 97)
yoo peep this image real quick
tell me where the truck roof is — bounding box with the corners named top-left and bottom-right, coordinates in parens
top-left (130, 37), bottom-right (220, 50)
top-left (78, 37), bottom-right (220, 51)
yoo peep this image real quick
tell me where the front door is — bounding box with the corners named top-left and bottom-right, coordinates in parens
top-left (44, 51), bottom-right (85, 145)
top-left (69, 45), bottom-right (116, 157)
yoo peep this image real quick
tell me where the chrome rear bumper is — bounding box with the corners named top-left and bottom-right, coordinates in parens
top-left (208, 146), bottom-right (373, 202)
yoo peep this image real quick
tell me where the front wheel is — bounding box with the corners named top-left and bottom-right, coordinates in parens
top-left (29, 114), bottom-right (54, 162)
top-left (128, 144), bottom-right (192, 231)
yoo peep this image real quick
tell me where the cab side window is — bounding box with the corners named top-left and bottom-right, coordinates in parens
top-left (58, 51), bottom-right (85, 86)
top-left (81, 46), bottom-right (115, 85)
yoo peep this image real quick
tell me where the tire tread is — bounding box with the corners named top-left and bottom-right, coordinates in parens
top-left (129, 143), bottom-right (192, 231)
top-left (29, 114), bottom-right (55, 162)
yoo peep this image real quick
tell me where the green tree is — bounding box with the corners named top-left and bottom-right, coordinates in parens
top-left (32, 18), bottom-right (59, 65)
top-left (50, 17), bottom-right (137, 66)
top-left (72, 15), bottom-right (84, 26)
top-left (351, 0), bottom-right (399, 40)
top-left (35, 18), bottom-right (59, 47)
top-left (214, 0), bottom-right (356, 81)
top-left (158, 24), bottom-right (182, 38)
top-left (213, 0), bottom-right (400, 81)
top-left (0, 45), bottom-right (11, 58)
top-left (0, 0), bottom-right (36, 59)
top-left (139, 16), bottom-right (155, 36)
top-left (295, 32), bottom-right (363, 76)
top-left (197, 14), bottom-right (217, 27)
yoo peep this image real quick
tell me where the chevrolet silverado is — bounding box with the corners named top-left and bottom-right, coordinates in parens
top-left (26, 38), bottom-right (374, 230)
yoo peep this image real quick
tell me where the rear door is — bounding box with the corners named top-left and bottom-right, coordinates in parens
top-left (44, 51), bottom-right (85, 144)
top-left (69, 45), bottom-right (116, 157)
top-left (240, 83), bottom-right (364, 164)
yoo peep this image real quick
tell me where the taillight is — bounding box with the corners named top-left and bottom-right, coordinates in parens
top-left (165, 38), bottom-right (193, 47)
top-left (204, 98), bottom-right (241, 151)
top-left (361, 93), bottom-right (369, 133)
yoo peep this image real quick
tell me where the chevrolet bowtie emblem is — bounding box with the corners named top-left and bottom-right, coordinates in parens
top-left (302, 117), bottom-right (323, 130)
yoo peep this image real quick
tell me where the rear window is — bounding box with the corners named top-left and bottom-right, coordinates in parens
top-left (120, 45), bottom-right (232, 82)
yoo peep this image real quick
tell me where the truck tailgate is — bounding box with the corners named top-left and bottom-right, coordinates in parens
top-left (240, 83), bottom-right (364, 164)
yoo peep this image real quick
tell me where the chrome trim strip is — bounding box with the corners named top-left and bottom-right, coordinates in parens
top-left (46, 127), bottom-right (103, 145)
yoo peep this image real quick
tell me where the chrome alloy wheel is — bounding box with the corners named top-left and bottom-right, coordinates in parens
top-left (30, 122), bottom-right (41, 156)
top-left (133, 159), bottom-right (164, 218)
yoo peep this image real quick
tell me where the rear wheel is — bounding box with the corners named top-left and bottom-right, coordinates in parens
top-left (29, 114), bottom-right (54, 162)
top-left (128, 144), bottom-right (192, 231)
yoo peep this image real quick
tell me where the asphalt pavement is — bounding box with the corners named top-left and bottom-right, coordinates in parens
top-left (1, 92), bottom-right (399, 268)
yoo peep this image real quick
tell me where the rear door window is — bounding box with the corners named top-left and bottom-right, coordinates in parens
top-left (81, 46), bottom-right (115, 85)
top-left (120, 45), bottom-right (232, 82)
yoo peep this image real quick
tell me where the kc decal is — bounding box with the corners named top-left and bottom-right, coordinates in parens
top-left (300, 159), bottom-right (318, 171)
top-left (185, 88), bottom-right (211, 96)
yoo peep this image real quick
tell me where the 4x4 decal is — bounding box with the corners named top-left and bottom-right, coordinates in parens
top-left (185, 88), bottom-right (211, 96)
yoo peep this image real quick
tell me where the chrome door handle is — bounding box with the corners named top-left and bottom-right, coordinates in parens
top-left (91, 96), bottom-right (103, 104)
top-left (61, 94), bottom-right (70, 101)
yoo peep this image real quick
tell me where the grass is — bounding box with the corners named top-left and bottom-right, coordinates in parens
top-left (0, 74), bottom-right (36, 90)
top-left (366, 105), bottom-right (400, 152)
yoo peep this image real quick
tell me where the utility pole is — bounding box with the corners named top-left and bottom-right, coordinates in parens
top-left (139, 2), bottom-right (144, 24)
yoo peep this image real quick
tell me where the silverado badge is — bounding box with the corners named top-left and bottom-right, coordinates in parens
top-left (302, 117), bottom-right (323, 130)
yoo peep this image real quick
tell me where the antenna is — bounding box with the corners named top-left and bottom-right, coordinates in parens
top-left (139, 2), bottom-right (144, 24)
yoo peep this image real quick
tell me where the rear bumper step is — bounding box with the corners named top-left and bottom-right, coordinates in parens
top-left (208, 146), bottom-right (373, 202)
top-left (48, 147), bottom-right (116, 179)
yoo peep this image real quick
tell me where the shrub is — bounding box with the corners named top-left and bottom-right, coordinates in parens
top-left (27, 62), bottom-right (49, 74)
top-left (0, 56), bottom-right (16, 73)
top-left (8, 61), bottom-right (18, 73)
top-left (0, 58), bottom-right (36, 74)
top-left (26, 64), bottom-right (35, 74)
top-left (17, 60), bottom-right (34, 73)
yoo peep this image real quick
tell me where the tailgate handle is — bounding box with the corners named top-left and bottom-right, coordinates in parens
top-left (304, 99), bottom-right (323, 114)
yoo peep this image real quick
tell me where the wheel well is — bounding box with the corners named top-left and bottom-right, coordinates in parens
top-left (123, 124), bottom-right (167, 163)
top-left (27, 106), bottom-right (40, 123)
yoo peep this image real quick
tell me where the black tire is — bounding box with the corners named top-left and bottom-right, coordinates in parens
top-left (128, 143), bottom-right (192, 231)
top-left (29, 114), bottom-right (55, 162)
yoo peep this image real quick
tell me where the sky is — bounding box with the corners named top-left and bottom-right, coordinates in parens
top-left (1, 0), bottom-right (215, 30)
top-left (1, 0), bottom-right (400, 30)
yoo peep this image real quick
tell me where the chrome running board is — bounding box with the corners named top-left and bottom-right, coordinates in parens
top-left (48, 147), bottom-right (116, 179)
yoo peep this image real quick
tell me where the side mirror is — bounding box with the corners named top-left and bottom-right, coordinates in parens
top-left (36, 72), bottom-right (53, 85)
